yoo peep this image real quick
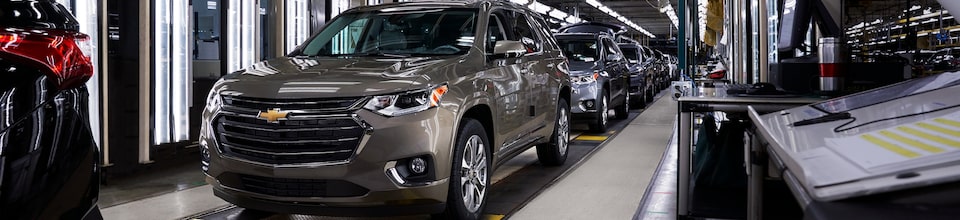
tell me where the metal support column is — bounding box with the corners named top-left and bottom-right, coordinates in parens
top-left (758, 0), bottom-right (768, 83)
top-left (272, 0), bottom-right (286, 57)
top-left (678, 111), bottom-right (692, 216)
top-left (138, 0), bottom-right (153, 164)
top-left (678, 0), bottom-right (686, 78)
top-left (99, 0), bottom-right (112, 167)
top-left (745, 0), bottom-right (754, 83)
top-left (747, 130), bottom-right (765, 220)
top-left (730, 0), bottom-right (739, 83)
top-left (677, 1), bottom-right (689, 216)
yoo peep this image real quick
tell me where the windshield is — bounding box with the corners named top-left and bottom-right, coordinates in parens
top-left (299, 9), bottom-right (477, 57)
top-left (558, 39), bottom-right (599, 62)
top-left (620, 47), bottom-right (640, 63)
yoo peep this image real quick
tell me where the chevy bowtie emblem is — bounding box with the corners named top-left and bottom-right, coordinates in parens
top-left (257, 108), bottom-right (289, 123)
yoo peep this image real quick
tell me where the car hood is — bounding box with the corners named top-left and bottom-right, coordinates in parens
top-left (568, 61), bottom-right (600, 75)
top-left (215, 56), bottom-right (458, 99)
top-left (626, 64), bottom-right (643, 74)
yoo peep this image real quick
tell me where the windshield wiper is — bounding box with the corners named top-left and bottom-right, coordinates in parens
top-left (372, 51), bottom-right (410, 58)
top-left (359, 47), bottom-right (410, 58)
top-left (306, 49), bottom-right (411, 58)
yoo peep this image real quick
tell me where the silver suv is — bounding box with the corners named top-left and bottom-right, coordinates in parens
top-left (199, 1), bottom-right (571, 219)
top-left (554, 32), bottom-right (631, 132)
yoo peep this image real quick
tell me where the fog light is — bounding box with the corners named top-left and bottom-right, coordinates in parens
top-left (199, 139), bottom-right (210, 173)
top-left (585, 100), bottom-right (595, 108)
top-left (410, 157), bottom-right (427, 174)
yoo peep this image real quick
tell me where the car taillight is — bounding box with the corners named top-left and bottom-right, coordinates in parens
top-left (0, 28), bottom-right (94, 90)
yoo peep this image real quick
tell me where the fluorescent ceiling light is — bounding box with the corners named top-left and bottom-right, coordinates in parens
top-left (516, 0), bottom-right (583, 25)
top-left (598, 6), bottom-right (612, 14)
top-left (549, 7), bottom-right (569, 20)
top-left (529, 3), bottom-right (550, 14)
top-left (510, 0), bottom-right (529, 5)
top-left (581, 0), bottom-right (654, 38)
top-left (585, 0), bottom-right (601, 8)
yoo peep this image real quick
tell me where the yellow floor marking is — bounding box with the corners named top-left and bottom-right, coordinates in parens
top-left (879, 130), bottom-right (944, 153)
top-left (484, 214), bottom-right (505, 220)
top-left (934, 118), bottom-right (960, 128)
top-left (569, 132), bottom-right (582, 141)
top-left (916, 122), bottom-right (960, 137)
top-left (575, 135), bottom-right (608, 141)
top-left (898, 126), bottom-right (960, 148)
top-left (861, 134), bottom-right (920, 158)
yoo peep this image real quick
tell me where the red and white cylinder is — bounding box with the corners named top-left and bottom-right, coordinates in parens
top-left (818, 37), bottom-right (843, 92)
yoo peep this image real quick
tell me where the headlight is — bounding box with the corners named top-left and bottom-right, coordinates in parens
top-left (571, 72), bottom-right (599, 84)
top-left (204, 89), bottom-right (222, 112)
top-left (364, 85), bottom-right (448, 117)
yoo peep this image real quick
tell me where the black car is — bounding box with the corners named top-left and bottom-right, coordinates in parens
top-left (618, 43), bottom-right (653, 108)
top-left (0, 1), bottom-right (102, 219)
top-left (637, 46), bottom-right (661, 88)
top-left (651, 49), bottom-right (668, 89)
top-left (555, 32), bottom-right (631, 132)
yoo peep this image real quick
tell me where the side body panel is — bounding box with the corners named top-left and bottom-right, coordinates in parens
top-left (0, 59), bottom-right (100, 220)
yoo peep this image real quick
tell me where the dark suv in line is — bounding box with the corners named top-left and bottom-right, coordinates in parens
top-left (201, 1), bottom-right (571, 219)
top-left (554, 32), bottom-right (630, 132)
top-left (0, 1), bottom-right (102, 219)
top-left (617, 42), bottom-right (653, 108)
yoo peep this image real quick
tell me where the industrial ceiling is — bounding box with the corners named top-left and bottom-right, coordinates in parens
top-left (539, 0), bottom-right (680, 39)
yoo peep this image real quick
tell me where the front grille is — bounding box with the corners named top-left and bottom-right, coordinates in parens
top-left (222, 95), bottom-right (361, 112)
top-left (214, 96), bottom-right (366, 165)
top-left (236, 174), bottom-right (369, 197)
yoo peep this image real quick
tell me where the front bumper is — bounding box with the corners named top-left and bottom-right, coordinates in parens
top-left (212, 183), bottom-right (446, 216)
top-left (570, 82), bottom-right (601, 115)
top-left (629, 73), bottom-right (645, 95)
top-left (201, 107), bottom-right (457, 215)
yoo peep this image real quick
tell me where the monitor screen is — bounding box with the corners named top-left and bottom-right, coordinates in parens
top-left (778, 0), bottom-right (811, 53)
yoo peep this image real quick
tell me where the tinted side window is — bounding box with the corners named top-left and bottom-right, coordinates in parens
top-left (620, 47), bottom-right (640, 62)
top-left (603, 38), bottom-right (619, 58)
top-left (529, 14), bottom-right (560, 52)
top-left (486, 14), bottom-right (506, 54)
top-left (508, 12), bottom-right (541, 53)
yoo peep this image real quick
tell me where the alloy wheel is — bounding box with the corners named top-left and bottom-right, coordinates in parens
top-left (600, 96), bottom-right (608, 127)
top-left (558, 107), bottom-right (569, 156)
top-left (460, 135), bottom-right (487, 213)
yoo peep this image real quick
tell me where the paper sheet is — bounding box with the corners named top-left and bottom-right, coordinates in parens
top-left (824, 111), bottom-right (960, 174)
top-left (795, 147), bottom-right (870, 187)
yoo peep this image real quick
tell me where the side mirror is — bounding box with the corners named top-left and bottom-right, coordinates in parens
top-left (606, 54), bottom-right (622, 62)
top-left (493, 40), bottom-right (526, 58)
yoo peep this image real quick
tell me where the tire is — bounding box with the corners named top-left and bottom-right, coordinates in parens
top-left (537, 98), bottom-right (570, 166)
top-left (645, 85), bottom-right (655, 103)
top-left (588, 92), bottom-right (609, 132)
top-left (438, 119), bottom-right (490, 220)
top-left (615, 92), bottom-right (629, 119)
